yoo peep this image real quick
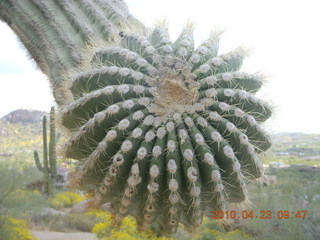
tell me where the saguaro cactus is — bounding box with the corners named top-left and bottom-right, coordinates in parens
top-left (61, 25), bottom-right (272, 233)
top-left (1, 0), bottom-right (272, 234)
top-left (34, 107), bottom-right (57, 196)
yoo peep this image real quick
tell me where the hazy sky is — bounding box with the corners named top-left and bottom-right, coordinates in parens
top-left (0, 0), bottom-right (319, 133)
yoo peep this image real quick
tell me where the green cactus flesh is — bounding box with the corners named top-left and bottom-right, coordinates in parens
top-left (61, 26), bottom-right (272, 233)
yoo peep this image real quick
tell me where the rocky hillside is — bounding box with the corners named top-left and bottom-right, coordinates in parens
top-left (0, 109), bottom-right (47, 160)
top-left (2, 109), bottom-right (47, 124)
top-left (272, 132), bottom-right (320, 157)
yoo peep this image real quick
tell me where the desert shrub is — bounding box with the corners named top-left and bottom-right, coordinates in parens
top-left (0, 216), bottom-right (37, 240)
top-left (0, 158), bottom-right (42, 204)
top-left (3, 189), bottom-right (46, 218)
top-left (0, 160), bottom-right (24, 204)
top-left (31, 210), bottom-right (106, 232)
top-left (200, 228), bottom-right (250, 240)
top-left (36, 213), bottom-right (100, 232)
top-left (244, 167), bottom-right (320, 240)
top-left (90, 210), bottom-right (250, 240)
top-left (91, 210), bottom-right (166, 240)
top-left (49, 191), bottom-right (86, 209)
top-left (200, 217), bottom-right (224, 231)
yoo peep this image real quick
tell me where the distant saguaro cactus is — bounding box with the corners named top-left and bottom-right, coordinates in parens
top-left (1, 0), bottom-right (272, 234)
top-left (34, 107), bottom-right (57, 197)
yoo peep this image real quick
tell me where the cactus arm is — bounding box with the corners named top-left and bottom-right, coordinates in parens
top-left (42, 115), bottom-right (49, 186)
top-left (0, 0), bottom-right (145, 104)
top-left (0, 1), bottom-right (50, 74)
top-left (33, 150), bottom-right (43, 172)
top-left (0, 0), bottom-right (139, 63)
top-left (37, 115), bottom-right (50, 195)
top-left (48, 107), bottom-right (57, 196)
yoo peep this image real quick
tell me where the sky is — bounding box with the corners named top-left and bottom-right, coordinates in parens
top-left (0, 0), bottom-right (320, 133)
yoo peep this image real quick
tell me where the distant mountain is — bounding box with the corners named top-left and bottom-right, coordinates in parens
top-left (271, 132), bottom-right (320, 157)
top-left (2, 109), bottom-right (48, 124)
top-left (273, 132), bottom-right (307, 139)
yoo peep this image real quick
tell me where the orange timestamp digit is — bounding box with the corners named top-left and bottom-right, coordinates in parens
top-left (260, 210), bottom-right (272, 219)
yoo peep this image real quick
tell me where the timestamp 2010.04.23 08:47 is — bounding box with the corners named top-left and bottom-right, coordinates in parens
top-left (211, 210), bottom-right (308, 220)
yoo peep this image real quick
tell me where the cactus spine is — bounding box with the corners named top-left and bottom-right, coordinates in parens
top-left (1, 0), bottom-right (273, 234)
top-left (34, 107), bottom-right (57, 196)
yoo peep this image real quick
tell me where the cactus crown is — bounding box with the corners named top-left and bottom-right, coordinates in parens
top-left (61, 23), bottom-right (272, 233)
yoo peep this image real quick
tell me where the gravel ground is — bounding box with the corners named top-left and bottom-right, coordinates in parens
top-left (32, 231), bottom-right (97, 240)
